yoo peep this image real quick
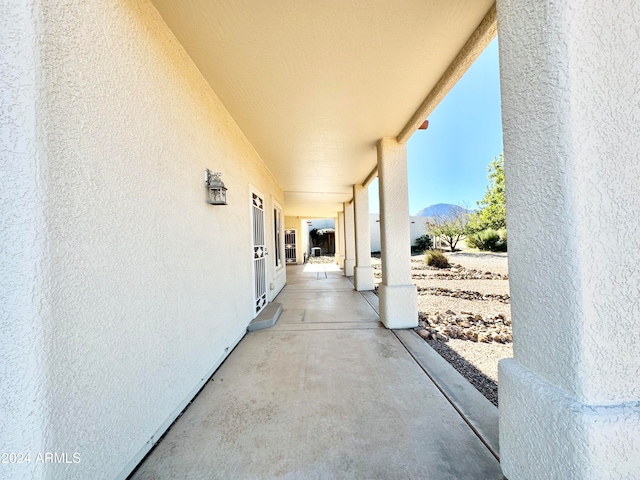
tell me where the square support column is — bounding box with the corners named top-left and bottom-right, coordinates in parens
top-left (343, 201), bottom-right (356, 277)
top-left (353, 184), bottom-right (374, 291)
top-left (498, 1), bottom-right (640, 478)
top-left (334, 215), bottom-right (343, 267)
top-left (336, 211), bottom-right (345, 269)
top-left (377, 138), bottom-right (417, 329)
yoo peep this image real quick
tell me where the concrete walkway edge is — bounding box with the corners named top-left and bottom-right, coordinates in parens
top-left (393, 329), bottom-right (500, 460)
top-left (355, 288), bottom-right (500, 459)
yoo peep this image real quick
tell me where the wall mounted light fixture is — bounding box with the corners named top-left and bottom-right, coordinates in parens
top-left (205, 169), bottom-right (227, 205)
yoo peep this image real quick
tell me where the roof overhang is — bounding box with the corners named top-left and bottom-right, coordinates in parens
top-left (150, 0), bottom-right (496, 217)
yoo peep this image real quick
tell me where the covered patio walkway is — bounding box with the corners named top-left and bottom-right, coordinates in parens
top-left (132, 265), bottom-right (503, 479)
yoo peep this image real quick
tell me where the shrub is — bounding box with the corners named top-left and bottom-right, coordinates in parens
top-left (467, 228), bottom-right (507, 252)
top-left (414, 234), bottom-right (433, 252)
top-left (425, 250), bottom-right (450, 268)
top-left (498, 228), bottom-right (507, 248)
top-left (465, 233), bottom-right (479, 249)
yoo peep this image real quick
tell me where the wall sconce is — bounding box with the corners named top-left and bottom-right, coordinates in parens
top-left (205, 169), bottom-right (227, 205)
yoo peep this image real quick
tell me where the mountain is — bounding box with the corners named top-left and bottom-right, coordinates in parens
top-left (414, 203), bottom-right (470, 218)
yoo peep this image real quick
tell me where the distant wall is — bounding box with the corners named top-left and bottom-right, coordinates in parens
top-left (370, 214), bottom-right (427, 252)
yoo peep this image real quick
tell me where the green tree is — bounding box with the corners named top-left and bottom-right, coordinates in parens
top-left (428, 208), bottom-right (470, 252)
top-left (470, 154), bottom-right (506, 231)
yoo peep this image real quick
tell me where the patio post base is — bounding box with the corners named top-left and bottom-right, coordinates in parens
top-left (499, 358), bottom-right (640, 480)
top-left (378, 283), bottom-right (417, 329)
top-left (354, 266), bottom-right (374, 291)
top-left (344, 258), bottom-right (355, 277)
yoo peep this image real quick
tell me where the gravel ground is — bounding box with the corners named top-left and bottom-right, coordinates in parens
top-left (445, 251), bottom-right (509, 276)
top-left (307, 254), bottom-right (336, 264)
top-left (417, 296), bottom-right (511, 325)
top-left (426, 339), bottom-right (512, 406)
top-left (414, 278), bottom-right (511, 295)
top-left (373, 249), bottom-right (513, 407)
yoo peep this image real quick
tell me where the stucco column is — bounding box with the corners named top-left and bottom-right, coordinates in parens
top-left (498, 1), bottom-right (640, 479)
top-left (376, 138), bottom-right (417, 329)
top-left (336, 211), bottom-right (345, 269)
top-left (343, 202), bottom-right (356, 276)
top-left (353, 184), bottom-right (374, 290)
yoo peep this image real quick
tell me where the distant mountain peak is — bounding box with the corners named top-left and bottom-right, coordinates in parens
top-left (414, 203), bottom-right (469, 218)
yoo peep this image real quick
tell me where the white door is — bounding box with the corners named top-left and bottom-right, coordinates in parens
top-left (251, 190), bottom-right (268, 316)
top-left (285, 229), bottom-right (297, 263)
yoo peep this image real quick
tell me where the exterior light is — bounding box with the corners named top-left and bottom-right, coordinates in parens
top-left (205, 169), bottom-right (227, 205)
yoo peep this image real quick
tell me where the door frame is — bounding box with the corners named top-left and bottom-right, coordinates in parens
top-left (249, 185), bottom-right (268, 318)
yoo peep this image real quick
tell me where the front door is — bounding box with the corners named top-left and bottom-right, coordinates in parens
top-left (285, 229), bottom-right (297, 263)
top-left (251, 190), bottom-right (267, 316)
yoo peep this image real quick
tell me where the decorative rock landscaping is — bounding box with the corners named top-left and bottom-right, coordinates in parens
top-left (415, 311), bottom-right (512, 343)
top-left (416, 286), bottom-right (510, 304)
top-left (372, 249), bottom-right (512, 407)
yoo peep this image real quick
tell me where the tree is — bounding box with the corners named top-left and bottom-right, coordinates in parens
top-left (470, 154), bottom-right (506, 232)
top-left (428, 208), bottom-right (470, 252)
top-left (414, 234), bottom-right (433, 252)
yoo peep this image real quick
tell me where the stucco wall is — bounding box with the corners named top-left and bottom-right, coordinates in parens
top-left (1, 1), bottom-right (284, 479)
top-left (0, 3), bottom-right (47, 479)
top-left (498, 0), bottom-right (640, 477)
top-left (370, 214), bottom-right (426, 252)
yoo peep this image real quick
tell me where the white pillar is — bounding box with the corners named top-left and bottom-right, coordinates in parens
top-left (336, 211), bottom-right (345, 269)
top-left (498, 1), bottom-right (640, 478)
top-left (333, 215), bottom-right (341, 265)
top-left (377, 138), bottom-right (417, 329)
top-left (343, 202), bottom-right (356, 276)
top-left (353, 184), bottom-right (374, 291)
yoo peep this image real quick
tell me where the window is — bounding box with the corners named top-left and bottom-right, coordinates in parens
top-left (273, 206), bottom-right (282, 268)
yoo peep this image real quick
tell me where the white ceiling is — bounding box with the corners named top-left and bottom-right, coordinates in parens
top-left (150, 0), bottom-right (495, 217)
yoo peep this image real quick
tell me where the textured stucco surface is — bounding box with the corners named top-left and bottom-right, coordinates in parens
top-left (1, 2), bottom-right (46, 479)
top-left (377, 138), bottom-right (417, 328)
top-left (337, 211), bottom-right (346, 268)
top-left (353, 184), bottom-right (374, 291)
top-left (2, 0), bottom-right (284, 478)
top-left (500, 360), bottom-right (640, 479)
top-left (499, 0), bottom-right (640, 405)
top-left (344, 201), bottom-right (356, 276)
top-left (498, 0), bottom-right (640, 477)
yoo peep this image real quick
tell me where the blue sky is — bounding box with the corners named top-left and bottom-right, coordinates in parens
top-left (369, 38), bottom-right (503, 215)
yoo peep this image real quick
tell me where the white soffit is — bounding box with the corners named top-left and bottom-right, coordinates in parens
top-left (150, 0), bottom-right (495, 217)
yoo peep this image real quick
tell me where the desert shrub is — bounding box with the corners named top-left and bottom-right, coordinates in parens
top-left (414, 234), bottom-right (433, 252)
top-left (425, 250), bottom-right (450, 268)
top-left (498, 228), bottom-right (507, 247)
top-left (465, 233), bottom-right (479, 249)
top-left (467, 228), bottom-right (507, 252)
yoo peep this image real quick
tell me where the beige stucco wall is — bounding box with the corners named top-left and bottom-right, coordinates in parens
top-left (1, 0), bottom-right (284, 479)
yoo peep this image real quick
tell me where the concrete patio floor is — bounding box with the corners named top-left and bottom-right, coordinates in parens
top-left (131, 264), bottom-right (503, 479)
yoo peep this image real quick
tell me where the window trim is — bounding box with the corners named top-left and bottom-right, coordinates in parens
top-left (272, 201), bottom-right (284, 272)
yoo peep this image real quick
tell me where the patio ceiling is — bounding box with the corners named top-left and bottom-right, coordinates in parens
top-left (150, 0), bottom-right (495, 217)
